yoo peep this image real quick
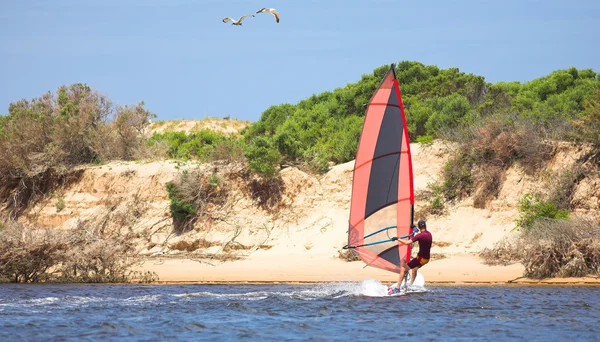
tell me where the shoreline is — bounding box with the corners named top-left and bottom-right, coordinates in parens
top-left (144, 280), bottom-right (600, 286)
top-left (134, 253), bottom-right (600, 286)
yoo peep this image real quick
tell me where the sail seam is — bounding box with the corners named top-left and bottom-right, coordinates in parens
top-left (354, 151), bottom-right (408, 170)
top-left (369, 103), bottom-right (400, 108)
top-left (350, 197), bottom-right (412, 227)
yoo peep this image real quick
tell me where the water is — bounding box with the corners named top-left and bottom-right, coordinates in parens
top-left (1, 279), bottom-right (598, 341)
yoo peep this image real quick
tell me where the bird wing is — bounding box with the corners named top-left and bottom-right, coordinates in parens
top-left (222, 17), bottom-right (233, 23)
top-left (238, 14), bottom-right (255, 22)
top-left (256, 7), bottom-right (267, 14)
top-left (271, 10), bottom-right (280, 23)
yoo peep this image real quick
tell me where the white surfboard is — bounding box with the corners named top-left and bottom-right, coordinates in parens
top-left (388, 272), bottom-right (426, 296)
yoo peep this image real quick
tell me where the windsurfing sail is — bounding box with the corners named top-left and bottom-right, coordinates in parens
top-left (345, 64), bottom-right (415, 274)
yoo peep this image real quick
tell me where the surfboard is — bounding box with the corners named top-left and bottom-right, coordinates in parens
top-left (387, 272), bottom-right (426, 296)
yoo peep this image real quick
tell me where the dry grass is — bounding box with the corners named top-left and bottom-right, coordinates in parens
top-left (0, 219), bottom-right (144, 283)
top-left (470, 232), bottom-right (483, 244)
top-left (170, 239), bottom-right (220, 252)
top-left (430, 253), bottom-right (447, 260)
top-left (338, 247), bottom-right (361, 262)
top-left (414, 186), bottom-right (447, 218)
top-left (479, 217), bottom-right (600, 278)
top-left (438, 115), bottom-right (557, 208)
top-left (244, 173), bottom-right (286, 213)
top-left (547, 167), bottom-right (586, 210)
top-left (258, 245), bottom-right (273, 250)
top-left (167, 167), bottom-right (230, 234)
top-left (222, 242), bottom-right (253, 252)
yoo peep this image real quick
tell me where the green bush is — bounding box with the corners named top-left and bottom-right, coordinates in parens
top-left (147, 130), bottom-right (232, 160)
top-left (440, 154), bottom-right (473, 201)
top-left (575, 89), bottom-right (600, 147)
top-left (240, 62), bottom-right (597, 174)
top-left (415, 135), bottom-right (433, 144)
top-left (55, 197), bottom-right (66, 212)
top-left (243, 137), bottom-right (282, 177)
top-left (165, 168), bottom-right (229, 232)
top-left (516, 193), bottom-right (569, 229)
top-left (165, 182), bottom-right (196, 221)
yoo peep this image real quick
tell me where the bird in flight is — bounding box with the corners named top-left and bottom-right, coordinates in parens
top-left (256, 8), bottom-right (280, 23)
top-left (222, 14), bottom-right (255, 26)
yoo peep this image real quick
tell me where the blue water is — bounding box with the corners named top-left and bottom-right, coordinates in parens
top-left (1, 279), bottom-right (598, 341)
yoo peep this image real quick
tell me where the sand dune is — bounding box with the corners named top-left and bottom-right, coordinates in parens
top-left (25, 138), bottom-right (600, 285)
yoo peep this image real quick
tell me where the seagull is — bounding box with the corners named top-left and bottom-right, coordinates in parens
top-left (222, 14), bottom-right (255, 26)
top-left (256, 8), bottom-right (280, 23)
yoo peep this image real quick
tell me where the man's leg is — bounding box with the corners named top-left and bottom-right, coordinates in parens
top-left (409, 267), bottom-right (418, 285)
top-left (406, 258), bottom-right (420, 286)
top-left (397, 261), bottom-right (409, 288)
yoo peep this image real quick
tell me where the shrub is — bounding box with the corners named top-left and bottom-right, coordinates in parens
top-left (55, 197), bottom-right (66, 212)
top-left (573, 89), bottom-right (600, 163)
top-left (101, 101), bottom-right (156, 160)
top-left (415, 182), bottom-right (446, 218)
top-left (516, 193), bottom-right (569, 229)
top-left (415, 135), bottom-right (434, 144)
top-left (440, 153), bottom-right (473, 202)
top-left (147, 130), bottom-right (231, 160)
top-left (480, 217), bottom-right (600, 278)
top-left (211, 138), bottom-right (245, 163)
top-left (0, 221), bottom-right (68, 282)
top-left (438, 115), bottom-right (555, 207)
top-left (338, 247), bottom-right (361, 262)
top-left (58, 222), bottom-right (140, 283)
top-left (0, 84), bottom-right (153, 218)
top-left (243, 137), bottom-right (282, 177)
top-left (165, 182), bottom-right (197, 222)
top-left (548, 168), bottom-right (585, 211)
top-left (0, 220), bottom-right (142, 283)
top-left (165, 168), bottom-right (229, 232)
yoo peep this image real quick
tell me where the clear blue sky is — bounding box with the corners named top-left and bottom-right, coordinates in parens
top-left (1, 0), bottom-right (598, 122)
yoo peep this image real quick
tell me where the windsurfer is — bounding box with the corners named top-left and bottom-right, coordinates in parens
top-left (388, 219), bottom-right (432, 295)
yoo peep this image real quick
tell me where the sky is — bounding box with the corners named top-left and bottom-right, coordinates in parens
top-left (1, 0), bottom-right (599, 122)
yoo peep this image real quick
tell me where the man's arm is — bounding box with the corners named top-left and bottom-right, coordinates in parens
top-left (397, 238), bottom-right (413, 245)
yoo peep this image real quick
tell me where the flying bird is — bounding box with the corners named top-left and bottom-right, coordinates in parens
top-left (222, 14), bottom-right (255, 26)
top-left (256, 8), bottom-right (280, 23)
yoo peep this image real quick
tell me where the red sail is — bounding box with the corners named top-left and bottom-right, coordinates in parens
top-left (348, 65), bottom-right (414, 273)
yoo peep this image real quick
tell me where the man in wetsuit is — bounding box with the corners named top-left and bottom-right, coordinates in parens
top-left (388, 219), bottom-right (433, 295)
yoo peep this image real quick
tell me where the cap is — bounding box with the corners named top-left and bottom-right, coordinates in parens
top-left (417, 220), bottom-right (426, 228)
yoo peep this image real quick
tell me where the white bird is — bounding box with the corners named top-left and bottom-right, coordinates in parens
top-left (222, 14), bottom-right (255, 26)
top-left (256, 8), bottom-right (280, 23)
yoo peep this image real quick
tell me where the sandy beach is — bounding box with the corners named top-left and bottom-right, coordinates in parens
top-left (136, 253), bottom-right (600, 285)
top-left (136, 253), bottom-right (523, 284)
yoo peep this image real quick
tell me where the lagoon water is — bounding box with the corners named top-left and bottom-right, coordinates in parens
top-left (1, 280), bottom-right (598, 341)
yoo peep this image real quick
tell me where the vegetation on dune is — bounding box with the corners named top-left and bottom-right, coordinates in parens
top-left (575, 89), bottom-right (600, 158)
top-left (1, 61), bottom-right (600, 281)
top-left (480, 217), bottom-right (600, 278)
top-left (0, 220), bottom-right (157, 283)
top-left (165, 168), bottom-right (229, 233)
top-left (147, 130), bottom-right (243, 161)
top-left (0, 84), bottom-right (155, 219)
top-left (242, 62), bottom-right (599, 179)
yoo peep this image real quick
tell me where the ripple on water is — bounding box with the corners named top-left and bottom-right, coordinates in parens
top-left (0, 284), bottom-right (599, 340)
